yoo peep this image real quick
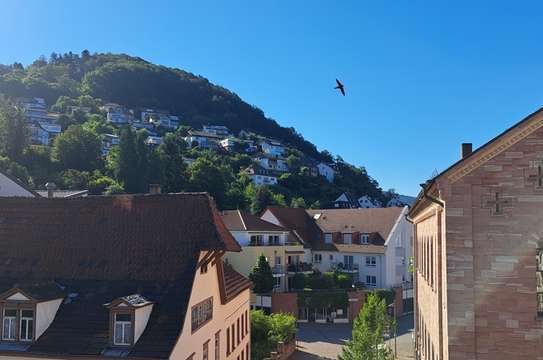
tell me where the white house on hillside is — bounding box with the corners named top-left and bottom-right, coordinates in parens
top-left (358, 195), bottom-right (382, 208)
top-left (203, 125), bottom-right (230, 137)
top-left (253, 154), bottom-right (289, 172)
top-left (259, 139), bottom-right (284, 157)
top-left (317, 163), bottom-right (335, 183)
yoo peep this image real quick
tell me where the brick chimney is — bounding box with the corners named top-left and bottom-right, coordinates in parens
top-left (45, 182), bottom-right (56, 199)
top-left (149, 184), bottom-right (162, 195)
top-left (461, 143), bottom-right (472, 159)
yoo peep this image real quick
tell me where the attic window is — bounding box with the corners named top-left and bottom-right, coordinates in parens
top-left (1, 308), bottom-right (34, 342)
top-left (361, 234), bottom-right (370, 244)
top-left (105, 294), bottom-right (154, 347)
top-left (313, 213), bottom-right (321, 220)
top-left (114, 313), bottom-right (133, 346)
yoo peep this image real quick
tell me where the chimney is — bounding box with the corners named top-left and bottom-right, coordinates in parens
top-left (45, 182), bottom-right (56, 199)
top-left (461, 143), bottom-right (472, 159)
top-left (149, 184), bottom-right (162, 195)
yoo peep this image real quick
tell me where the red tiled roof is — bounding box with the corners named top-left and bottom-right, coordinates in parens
top-left (222, 263), bottom-right (252, 302)
top-left (264, 206), bottom-right (322, 247)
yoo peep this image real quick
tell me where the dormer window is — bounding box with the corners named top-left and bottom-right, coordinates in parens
top-left (114, 313), bottom-right (133, 346)
top-left (343, 233), bottom-right (352, 244)
top-left (105, 294), bottom-right (153, 347)
top-left (361, 234), bottom-right (370, 244)
top-left (0, 283), bottom-right (63, 343)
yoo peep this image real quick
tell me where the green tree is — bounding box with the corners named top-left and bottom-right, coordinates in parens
top-left (187, 153), bottom-right (232, 207)
top-left (250, 310), bottom-right (296, 360)
top-left (115, 127), bottom-right (148, 193)
top-left (249, 254), bottom-right (275, 294)
top-left (290, 196), bottom-right (306, 208)
top-left (155, 132), bottom-right (187, 193)
top-left (52, 125), bottom-right (101, 171)
top-left (339, 293), bottom-right (393, 360)
top-left (0, 98), bottom-right (28, 161)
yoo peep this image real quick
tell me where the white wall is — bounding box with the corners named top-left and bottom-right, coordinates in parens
top-left (384, 206), bottom-right (412, 288)
top-left (134, 304), bottom-right (154, 343)
top-left (317, 163), bottom-right (335, 183)
top-left (230, 230), bottom-right (289, 247)
top-left (170, 252), bottom-right (251, 360)
top-left (36, 298), bottom-right (63, 339)
top-left (0, 173), bottom-right (35, 197)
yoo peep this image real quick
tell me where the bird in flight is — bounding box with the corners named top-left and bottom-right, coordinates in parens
top-left (334, 78), bottom-right (345, 96)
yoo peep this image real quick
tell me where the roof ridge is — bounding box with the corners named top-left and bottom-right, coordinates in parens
top-left (238, 209), bottom-right (247, 231)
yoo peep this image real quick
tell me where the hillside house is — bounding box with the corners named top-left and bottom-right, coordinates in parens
top-left (259, 139), bottom-right (285, 157)
top-left (219, 138), bottom-right (237, 152)
top-left (29, 122), bottom-right (61, 146)
top-left (253, 154), bottom-right (289, 172)
top-left (334, 192), bottom-right (359, 209)
top-left (203, 125), bottom-right (230, 137)
top-left (185, 130), bottom-right (221, 149)
top-left (107, 106), bottom-right (134, 124)
top-left (20, 98), bottom-right (49, 123)
top-left (387, 194), bottom-right (416, 207)
top-left (102, 134), bottom-right (120, 156)
top-left (141, 109), bottom-right (180, 130)
top-left (243, 165), bottom-right (279, 186)
top-left (358, 195), bottom-right (382, 208)
top-left (0, 193), bottom-right (251, 360)
top-left (317, 163), bottom-right (335, 183)
top-left (145, 136), bottom-right (163, 148)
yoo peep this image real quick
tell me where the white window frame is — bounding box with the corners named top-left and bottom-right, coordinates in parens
top-left (113, 313), bottom-right (132, 346)
top-left (314, 253), bottom-right (322, 263)
top-left (19, 309), bottom-right (34, 342)
top-left (2, 308), bottom-right (16, 341)
top-left (366, 256), bottom-right (377, 267)
top-left (361, 234), bottom-right (369, 244)
top-left (366, 275), bottom-right (377, 287)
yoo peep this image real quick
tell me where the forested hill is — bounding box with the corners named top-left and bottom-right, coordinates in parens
top-left (0, 51), bottom-right (396, 211)
top-left (0, 51), bottom-right (320, 159)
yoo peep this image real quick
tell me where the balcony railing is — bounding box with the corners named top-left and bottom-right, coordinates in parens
top-left (272, 264), bottom-right (284, 274)
top-left (287, 262), bottom-right (313, 273)
top-left (331, 262), bottom-right (360, 272)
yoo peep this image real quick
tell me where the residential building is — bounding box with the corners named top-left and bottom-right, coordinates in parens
top-left (307, 207), bottom-right (412, 288)
top-left (410, 109), bottom-right (543, 360)
top-left (0, 193), bottom-right (251, 360)
top-left (29, 122), bottom-right (61, 146)
top-left (219, 137), bottom-right (237, 152)
top-left (222, 210), bottom-right (304, 293)
top-left (202, 125), bottom-right (230, 137)
top-left (253, 154), bottom-right (289, 172)
top-left (387, 194), bottom-right (416, 207)
top-left (102, 133), bottom-right (120, 156)
top-left (243, 165), bottom-right (279, 186)
top-left (145, 136), bottom-right (163, 147)
top-left (317, 162), bottom-right (335, 183)
top-left (185, 130), bottom-right (221, 149)
top-left (141, 109), bottom-right (180, 130)
top-left (107, 106), bottom-right (134, 124)
top-left (20, 98), bottom-right (49, 123)
top-left (358, 195), bottom-right (382, 208)
top-left (259, 139), bottom-right (285, 157)
top-left (333, 192), bottom-right (359, 208)
top-left (132, 122), bottom-right (158, 136)
top-left (0, 169), bottom-right (38, 197)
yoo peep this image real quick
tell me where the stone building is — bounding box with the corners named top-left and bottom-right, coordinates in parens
top-left (410, 108), bottom-right (543, 359)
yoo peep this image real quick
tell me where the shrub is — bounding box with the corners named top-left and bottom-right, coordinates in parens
top-left (251, 310), bottom-right (296, 360)
top-left (292, 273), bottom-right (306, 290)
top-left (373, 288), bottom-right (395, 305)
top-left (336, 273), bottom-right (353, 289)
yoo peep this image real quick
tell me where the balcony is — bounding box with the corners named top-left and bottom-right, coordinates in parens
top-left (287, 262), bottom-right (313, 274)
top-left (331, 262), bottom-right (359, 273)
top-left (272, 264), bottom-right (285, 276)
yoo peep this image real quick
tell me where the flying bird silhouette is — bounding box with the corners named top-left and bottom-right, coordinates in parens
top-left (334, 79), bottom-right (345, 96)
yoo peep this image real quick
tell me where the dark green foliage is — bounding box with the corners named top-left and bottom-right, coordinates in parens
top-left (336, 273), bottom-right (353, 289)
top-left (292, 273), bottom-right (306, 290)
top-left (52, 125), bottom-right (101, 171)
top-left (0, 155), bottom-right (31, 186)
top-left (372, 288), bottom-right (395, 306)
top-left (297, 291), bottom-right (348, 309)
top-left (249, 254), bottom-right (275, 294)
top-left (88, 175), bottom-right (123, 195)
top-left (250, 310), bottom-right (296, 360)
top-left (0, 97), bottom-right (28, 161)
top-left (115, 127), bottom-right (148, 193)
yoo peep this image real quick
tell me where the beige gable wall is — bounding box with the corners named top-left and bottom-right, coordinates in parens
top-left (170, 252), bottom-right (250, 360)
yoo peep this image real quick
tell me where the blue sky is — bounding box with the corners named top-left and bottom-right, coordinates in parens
top-left (2, 0), bottom-right (543, 195)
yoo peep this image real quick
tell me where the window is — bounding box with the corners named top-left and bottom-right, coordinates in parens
top-left (227, 327), bottom-right (230, 355)
top-left (361, 234), bottom-right (369, 244)
top-left (201, 262), bottom-right (208, 274)
top-left (203, 340), bottom-right (209, 360)
top-left (245, 310), bottom-right (248, 336)
top-left (2, 309), bottom-right (16, 340)
top-left (329, 254), bottom-right (333, 261)
top-left (113, 313), bottom-right (131, 345)
top-left (366, 275), bottom-right (377, 287)
top-left (275, 256), bottom-right (281, 265)
top-left (537, 246), bottom-right (543, 316)
top-left (241, 313), bottom-right (245, 337)
top-left (237, 317), bottom-right (240, 345)
top-left (191, 297), bottom-right (213, 332)
top-left (314, 253), bottom-right (322, 263)
top-left (231, 324), bottom-right (235, 351)
top-left (343, 233), bottom-right (352, 244)
top-left (215, 332), bottom-right (220, 360)
top-left (250, 235), bottom-right (263, 246)
top-left (366, 256), bottom-right (376, 267)
top-left (274, 276), bottom-right (281, 289)
top-left (324, 233), bottom-right (333, 244)
top-left (268, 235), bottom-right (280, 245)
top-left (344, 255), bottom-right (354, 269)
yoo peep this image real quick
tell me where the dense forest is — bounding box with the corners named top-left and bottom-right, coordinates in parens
top-left (0, 51), bottom-right (395, 211)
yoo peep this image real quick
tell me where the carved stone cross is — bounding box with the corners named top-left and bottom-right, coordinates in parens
top-left (484, 192), bottom-right (512, 215)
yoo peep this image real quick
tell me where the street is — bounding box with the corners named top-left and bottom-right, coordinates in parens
top-left (292, 313), bottom-right (414, 360)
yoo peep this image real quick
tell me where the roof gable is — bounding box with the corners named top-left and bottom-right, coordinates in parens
top-left (221, 210), bottom-right (286, 232)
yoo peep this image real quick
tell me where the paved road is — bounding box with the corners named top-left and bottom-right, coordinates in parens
top-left (292, 314), bottom-right (414, 360)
